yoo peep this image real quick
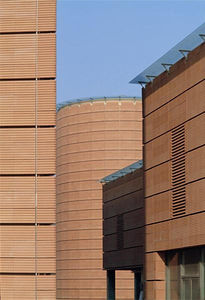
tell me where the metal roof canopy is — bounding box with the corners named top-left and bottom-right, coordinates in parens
top-left (57, 96), bottom-right (141, 111)
top-left (130, 22), bottom-right (205, 86)
top-left (100, 160), bottom-right (143, 183)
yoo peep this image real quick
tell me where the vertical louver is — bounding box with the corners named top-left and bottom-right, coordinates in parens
top-left (171, 125), bottom-right (186, 217)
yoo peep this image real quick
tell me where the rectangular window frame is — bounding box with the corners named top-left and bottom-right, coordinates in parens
top-left (166, 247), bottom-right (205, 300)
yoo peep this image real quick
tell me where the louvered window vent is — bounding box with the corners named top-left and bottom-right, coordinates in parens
top-left (171, 125), bottom-right (186, 217)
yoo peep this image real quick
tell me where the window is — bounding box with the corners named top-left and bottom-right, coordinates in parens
top-left (166, 247), bottom-right (205, 300)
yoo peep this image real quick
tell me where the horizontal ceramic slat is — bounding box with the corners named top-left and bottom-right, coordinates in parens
top-left (0, 80), bottom-right (56, 126)
top-left (0, 176), bottom-right (55, 209)
top-left (143, 47), bottom-right (205, 116)
top-left (0, 0), bottom-right (56, 33)
top-left (0, 33), bottom-right (55, 79)
top-left (0, 127), bottom-right (55, 174)
top-left (0, 208), bottom-right (55, 223)
top-left (0, 226), bottom-right (56, 258)
top-left (0, 275), bottom-right (55, 291)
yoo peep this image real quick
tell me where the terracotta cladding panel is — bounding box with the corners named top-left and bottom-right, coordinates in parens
top-left (57, 229), bottom-right (101, 243)
top-left (146, 191), bottom-right (171, 225)
top-left (57, 159), bottom-right (140, 175)
top-left (186, 146), bottom-right (205, 183)
top-left (0, 176), bottom-right (55, 209)
top-left (0, 290), bottom-right (55, 300)
top-left (145, 280), bottom-right (165, 300)
top-left (123, 208), bottom-right (144, 230)
top-left (57, 200), bottom-right (101, 214)
top-left (57, 130), bottom-right (141, 148)
top-left (186, 113), bottom-right (205, 151)
top-left (144, 132), bottom-right (171, 170)
top-left (57, 149), bottom-right (141, 167)
top-left (0, 275), bottom-right (55, 291)
top-left (56, 99), bottom-right (142, 299)
top-left (57, 240), bottom-right (102, 253)
top-left (103, 246), bottom-right (144, 269)
top-left (186, 179), bottom-right (205, 214)
top-left (145, 161), bottom-right (171, 197)
top-left (57, 219), bottom-right (102, 232)
top-left (57, 209), bottom-right (102, 222)
top-left (103, 189), bottom-right (144, 219)
top-left (146, 212), bottom-right (205, 252)
top-left (0, 0), bottom-right (56, 33)
top-left (104, 177), bottom-right (143, 202)
top-left (0, 128), bottom-right (55, 174)
top-left (123, 227), bottom-right (144, 248)
top-left (57, 258), bottom-right (102, 270)
top-left (144, 80), bottom-right (205, 143)
top-left (57, 289), bottom-right (106, 299)
top-left (0, 80), bottom-right (56, 126)
top-left (144, 48), bottom-right (205, 116)
top-left (0, 33), bottom-right (55, 79)
top-left (0, 226), bottom-right (55, 259)
top-left (145, 252), bottom-right (166, 281)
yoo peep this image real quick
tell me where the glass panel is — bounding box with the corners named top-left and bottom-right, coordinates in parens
top-left (168, 252), bottom-right (180, 300)
top-left (130, 23), bottom-right (205, 84)
top-left (183, 248), bottom-right (200, 277)
top-left (192, 278), bottom-right (200, 300)
top-left (184, 279), bottom-right (191, 300)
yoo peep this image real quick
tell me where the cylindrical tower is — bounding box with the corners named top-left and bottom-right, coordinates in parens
top-left (56, 97), bottom-right (142, 299)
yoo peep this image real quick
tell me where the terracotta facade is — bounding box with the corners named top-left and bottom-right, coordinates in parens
top-left (0, 1), bottom-right (56, 299)
top-left (103, 167), bottom-right (144, 270)
top-left (56, 98), bottom-right (142, 299)
top-left (143, 43), bottom-right (205, 300)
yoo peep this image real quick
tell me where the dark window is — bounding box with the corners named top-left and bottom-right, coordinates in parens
top-left (166, 247), bottom-right (205, 300)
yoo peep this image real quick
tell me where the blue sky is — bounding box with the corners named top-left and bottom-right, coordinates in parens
top-left (57, 0), bottom-right (205, 104)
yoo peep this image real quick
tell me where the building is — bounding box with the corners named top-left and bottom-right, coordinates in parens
top-left (131, 22), bottom-right (205, 299)
top-left (101, 161), bottom-right (144, 300)
top-left (102, 22), bottom-right (205, 300)
top-left (56, 97), bottom-right (142, 299)
top-left (0, 1), bottom-right (56, 299)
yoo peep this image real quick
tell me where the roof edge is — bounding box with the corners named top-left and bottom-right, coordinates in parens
top-left (57, 96), bottom-right (141, 111)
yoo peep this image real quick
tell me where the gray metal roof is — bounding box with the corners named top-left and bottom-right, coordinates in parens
top-left (100, 160), bottom-right (143, 184)
top-left (57, 96), bottom-right (141, 111)
top-left (130, 22), bottom-right (205, 86)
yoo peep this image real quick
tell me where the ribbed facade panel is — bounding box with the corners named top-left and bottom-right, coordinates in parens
top-left (56, 98), bottom-right (142, 299)
top-left (0, 80), bottom-right (56, 126)
top-left (143, 42), bottom-right (205, 299)
top-left (0, 0), bottom-right (56, 298)
top-left (0, 0), bottom-right (56, 33)
top-left (0, 128), bottom-right (55, 174)
top-left (0, 33), bottom-right (55, 79)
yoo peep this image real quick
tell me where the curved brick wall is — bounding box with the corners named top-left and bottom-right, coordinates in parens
top-left (56, 98), bottom-right (142, 299)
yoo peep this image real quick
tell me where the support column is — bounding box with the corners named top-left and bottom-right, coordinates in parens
top-left (134, 272), bottom-right (141, 300)
top-left (107, 270), bottom-right (115, 300)
top-left (145, 252), bottom-right (166, 300)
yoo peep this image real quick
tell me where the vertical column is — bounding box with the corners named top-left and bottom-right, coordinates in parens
top-left (145, 252), bottom-right (166, 300)
top-left (107, 270), bottom-right (115, 300)
top-left (134, 272), bottom-right (141, 300)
